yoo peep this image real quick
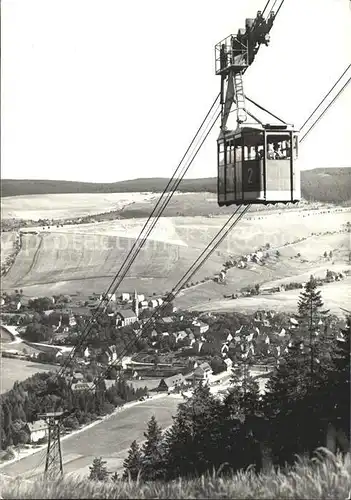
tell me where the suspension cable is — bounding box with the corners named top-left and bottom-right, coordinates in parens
top-left (56, 96), bottom-right (221, 377)
top-left (88, 205), bottom-right (249, 394)
top-left (57, 104), bottom-right (221, 378)
top-left (274, 0), bottom-right (285, 18)
top-left (300, 64), bottom-right (351, 131)
top-left (300, 76), bottom-right (351, 143)
top-left (261, 0), bottom-right (272, 17)
top-left (245, 95), bottom-right (287, 124)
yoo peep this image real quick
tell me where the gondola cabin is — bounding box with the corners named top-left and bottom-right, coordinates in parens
top-left (217, 124), bottom-right (300, 205)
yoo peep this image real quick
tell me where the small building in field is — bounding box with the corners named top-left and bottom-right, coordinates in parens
top-left (157, 373), bottom-right (187, 392)
top-left (25, 420), bottom-right (47, 443)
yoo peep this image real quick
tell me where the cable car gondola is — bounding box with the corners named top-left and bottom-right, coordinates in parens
top-left (218, 123), bottom-right (300, 206)
top-left (215, 7), bottom-right (301, 206)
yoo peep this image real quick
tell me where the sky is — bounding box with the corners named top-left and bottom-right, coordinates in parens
top-left (1, 0), bottom-right (351, 183)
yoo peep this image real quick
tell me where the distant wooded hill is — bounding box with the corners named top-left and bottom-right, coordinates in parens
top-left (2, 168), bottom-right (351, 203)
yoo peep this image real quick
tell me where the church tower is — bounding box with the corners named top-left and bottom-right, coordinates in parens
top-left (133, 290), bottom-right (139, 318)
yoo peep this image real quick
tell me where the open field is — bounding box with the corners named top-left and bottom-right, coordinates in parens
top-left (0, 232), bottom-right (17, 266)
top-left (186, 277), bottom-right (351, 317)
top-left (1, 207), bottom-right (349, 299)
top-left (0, 395), bottom-right (181, 479)
top-left (0, 357), bottom-right (58, 394)
top-left (1, 192), bottom-right (156, 220)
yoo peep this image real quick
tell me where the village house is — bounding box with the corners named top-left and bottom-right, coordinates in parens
top-left (140, 300), bottom-right (149, 309)
top-left (224, 358), bottom-right (233, 371)
top-left (25, 420), bottom-right (47, 443)
top-left (193, 362), bottom-right (213, 383)
top-left (72, 372), bottom-right (84, 382)
top-left (192, 320), bottom-right (209, 335)
top-left (70, 307), bottom-right (93, 318)
top-left (121, 293), bottom-right (130, 302)
top-left (149, 299), bottom-right (158, 308)
top-left (157, 373), bottom-right (187, 393)
top-left (61, 309), bottom-right (77, 327)
top-left (175, 331), bottom-right (188, 343)
top-left (99, 346), bottom-right (117, 364)
top-left (116, 309), bottom-right (138, 327)
top-left (71, 382), bottom-right (95, 392)
top-left (160, 316), bottom-right (173, 324)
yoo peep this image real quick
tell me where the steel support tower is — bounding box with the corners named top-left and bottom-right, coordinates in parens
top-left (38, 412), bottom-right (65, 480)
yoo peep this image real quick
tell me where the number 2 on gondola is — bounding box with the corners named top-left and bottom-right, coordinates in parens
top-left (243, 164), bottom-right (260, 191)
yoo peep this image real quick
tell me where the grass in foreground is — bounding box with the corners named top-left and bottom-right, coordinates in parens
top-left (2, 448), bottom-right (351, 499)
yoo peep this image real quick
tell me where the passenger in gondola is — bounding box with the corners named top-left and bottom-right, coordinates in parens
top-left (256, 148), bottom-right (264, 160)
top-left (274, 143), bottom-right (284, 159)
top-left (267, 144), bottom-right (275, 159)
top-left (285, 140), bottom-right (292, 158)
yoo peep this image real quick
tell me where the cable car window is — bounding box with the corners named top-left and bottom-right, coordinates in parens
top-left (235, 146), bottom-right (242, 162)
top-left (218, 141), bottom-right (225, 166)
top-left (244, 146), bottom-right (256, 160)
top-left (218, 166), bottom-right (225, 195)
top-left (226, 140), bottom-right (235, 164)
top-left (256, 145), bottom-right (264, 160)
top-left (267, 134), bottom-right (290, 160)
top-left (293, 135), bottom-right (298, 159)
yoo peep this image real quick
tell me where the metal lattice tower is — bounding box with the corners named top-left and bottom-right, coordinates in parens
top-left (38, 412), bottom-right (64, 480)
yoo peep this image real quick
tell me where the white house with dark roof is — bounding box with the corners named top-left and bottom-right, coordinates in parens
top-left (193, 362), bottom-right (213, 383)
top-left (157, 373), bottom-right (187, 392)
top-left (160, 317), bottom-right (173, 324)
top-left (192, 321), bottom-right (209, 335)
top-left (116, 309), bottom-right (138, 326)
top-left (71, 382), bottom-right (95, 392)
top-left (25, 420), bottom-right (47, 443)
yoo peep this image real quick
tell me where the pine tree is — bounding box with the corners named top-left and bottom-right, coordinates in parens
top-left (164, 383), bottom-right (224, 478)
top-left (123, 440), bottom-right (143, 480)
top-left (229, 363), bottom-right (260, 417)
top-left (163, 411), bottom-right (194, 479)
top-left (141, 416), bottom-right (164, 480)
top-left (296, 275), bottom-right (330, 379)
top-left (88, 457), bottom-right (109, 481)
top-left (328, 317), bottom-right (351, 432)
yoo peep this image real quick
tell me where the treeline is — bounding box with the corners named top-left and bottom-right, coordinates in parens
top-left (121, 323), bottom-right (350, 481)
top-left (119, 280), bottom-right (350, 481)
top-left (302, 168), bottom-right (351, 203)
top-left (3, 168), bottom-right (351, 203)
top-left (0, 372), bottom-right (147, 450)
